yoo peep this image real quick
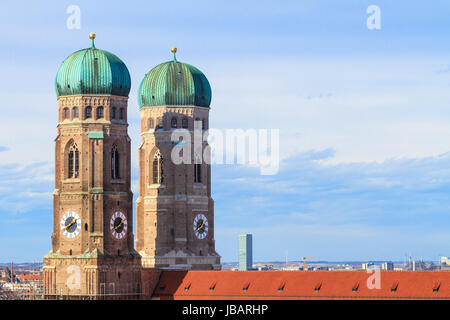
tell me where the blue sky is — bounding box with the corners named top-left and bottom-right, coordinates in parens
top-left (1, 0), bottom-right (450, 262)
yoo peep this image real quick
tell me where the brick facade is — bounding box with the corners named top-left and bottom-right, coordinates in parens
top-left (136, 106), bottom-right (221, 270)
top-left (43, 94), bottom-right (141, 299)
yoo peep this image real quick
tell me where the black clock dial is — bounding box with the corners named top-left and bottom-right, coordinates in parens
top-left (193, 214), bottom-right (208, 239)
top-left (113, 217), bottom-right (124, 233)
top-left (64, 217), bottom-right (78, 233)
top-left (110, 211), bottom-right (128, 239)
top-left (196, 219), bottom-right (206, 234)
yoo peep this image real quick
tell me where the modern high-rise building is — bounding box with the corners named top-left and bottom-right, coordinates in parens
top-left (238, 234), bottom-right (253, 271)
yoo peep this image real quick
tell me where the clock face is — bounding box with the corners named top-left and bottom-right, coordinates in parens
top-left (193, 214), bottom-right (208, 239)
top-left (110, 211), bottom-right (128, 240)
top-left (60, 211), bottom-right (81, 239)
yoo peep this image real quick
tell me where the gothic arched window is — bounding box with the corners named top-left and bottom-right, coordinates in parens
top-left (152, 151), bottom-right (163, 184)
top-left (182, 118), bottom-right (188, 129)
top-left (97, 106), bottom-right (104, 119)
top-left (111, 145), bottom-right (120, 179)
top-left (63, 108), bottom-right (70, 120)
top-left (85, 106), bottom-right (92, 119)
top-left (171, 117), bottom-right (178, 128)
top-left (68, 143), bottom-right (79, 179)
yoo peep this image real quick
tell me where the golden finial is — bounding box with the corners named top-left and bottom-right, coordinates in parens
top-left (171, 47), bottom-right (178, 61)
top-left (89, 33), bottom-right (96, 49)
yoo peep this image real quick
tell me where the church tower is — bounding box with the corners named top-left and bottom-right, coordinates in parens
top-left (43, 34), bottom-right (141, 298)
top-left (135, 48), bottom-right (221, 270)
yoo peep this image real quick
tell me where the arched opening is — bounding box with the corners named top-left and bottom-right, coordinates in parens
top-left (68, 142), bottom-right (79, 179)
top-left (148, 118), bottom-right (154, 130)
top-left (157, 118), bottom-right (164, 130)
top-left (111, 144), bottom-right (120, 179)
top-left (152, 151), bottom-right (163, 184)
top-left (97, 106), bottom-right (104, 119)
top-left (85, 106), bottom-right (92, 119)
top-left (171, 117), bottom-right (178, 128)
top-left (73, 107), bottom-right (79, 118)
top-left (182, 118), bottom-right (188, 129)
top-left (63, 108), bottom-right (70, 120)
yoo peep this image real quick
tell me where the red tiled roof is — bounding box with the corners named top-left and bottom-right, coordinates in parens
top-left (153, 270), bottom-right (450, 300)
top-left (18, 274), bottom-right (43, 282)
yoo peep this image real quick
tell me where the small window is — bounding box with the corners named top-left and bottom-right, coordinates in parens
top-left (85, 106), bottom-right (92, 119)
top-left (194, 118), bottom-right (201, 129)
top-left (111, 107), bottom-right (116, 119)
top-left (157, 118), bottom-right (164, 129)
top-left (118, 108), bottom-right (124, 120)
top-left (433, 281), bottom-right (441, 293)
top-left (97, 107), bottom-right (104, 119)
top-left (84, 223), bottom-right (88, 231)
top-left (63, 108), bottom-right (70, 120)
top-left (314, 282), bottom-right (322, 292)
top-left (182, 118), bottom-right (188, 129)
top-left (171, 117), bottom-right (178, 128)
top-left (202, 119), bottom-right (206, 130)
top-left (69, 249), bottom-right (72, 256)
top-left (73, 107), bottom-right (79, 118)
top-left (391, 281), bottom-right (399, 293)
top-left (149, 118), bottom-right (154, 129)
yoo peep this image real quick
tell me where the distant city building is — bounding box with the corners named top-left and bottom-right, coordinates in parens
top-left (382, 262), bottom-right (394, 271)
top-left (238, 234), bottom-right (253, 271)
top-left (440, 256), bottom-right (450, 267)
top-left (362, 263), bottom-right (375, 270)
top-left (0, 267), bottom-right (11, 283)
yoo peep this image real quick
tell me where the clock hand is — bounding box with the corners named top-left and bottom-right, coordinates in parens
top-left (63, 218), bottom-right (76, 230)
top-left (196, 220), bottom-right (205, 231)
top-left (114, 219), bottom-right (124, 230)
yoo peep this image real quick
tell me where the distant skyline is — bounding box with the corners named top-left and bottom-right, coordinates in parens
top-left (2, 0), bottom-right (450, 262)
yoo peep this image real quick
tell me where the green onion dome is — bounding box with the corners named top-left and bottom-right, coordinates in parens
top-left (138, 48), bottom-right (212, 108)
top-left (55, 34), bottom-right (131, 98)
